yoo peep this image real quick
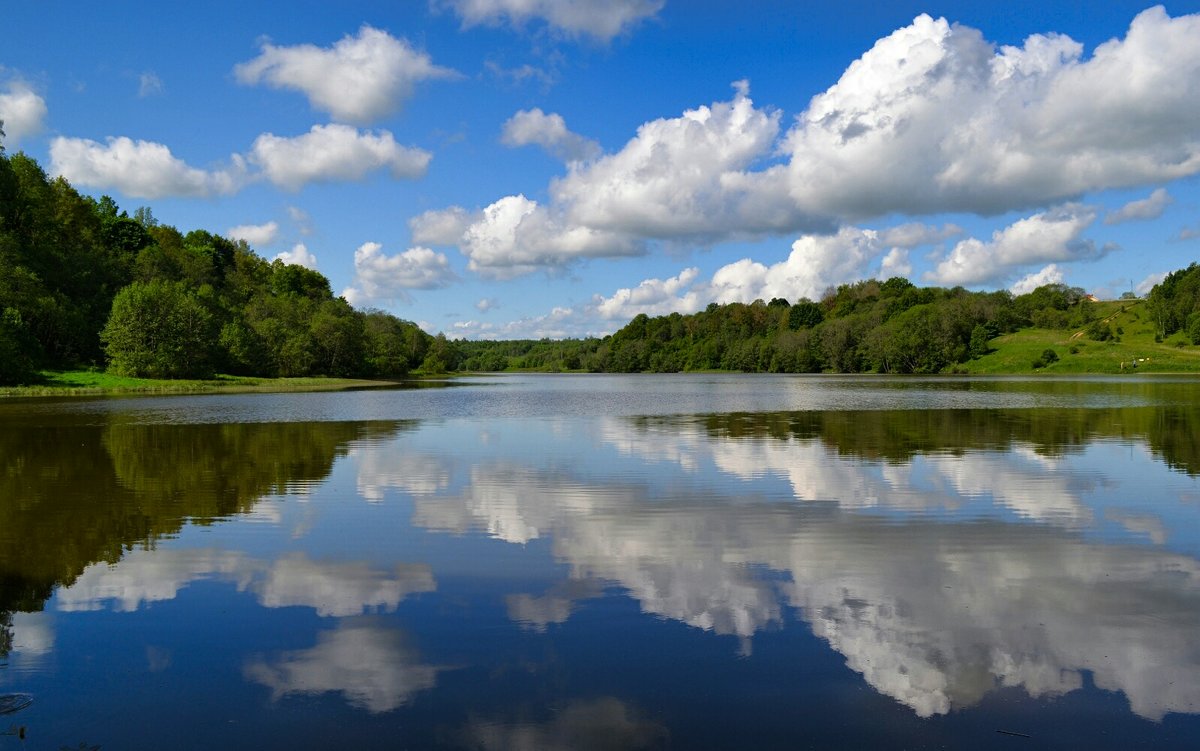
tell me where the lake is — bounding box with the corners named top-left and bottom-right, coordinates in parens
top-left (2, 374), bottom-right (1199, 749)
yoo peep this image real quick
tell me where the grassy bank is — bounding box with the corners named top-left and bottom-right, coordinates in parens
top-left (960, 300), bottom-right (1200, 374)
top-left (0, 370), bottom-right (405, 398)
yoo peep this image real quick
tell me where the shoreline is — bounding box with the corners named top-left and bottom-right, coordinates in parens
top-left (5, 368), bottom-right (1199, 400)
top-left (0, 374), bottom-right (414, 399)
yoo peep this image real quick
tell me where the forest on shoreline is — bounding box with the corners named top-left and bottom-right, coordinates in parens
top-left (4, 144), bottom-right (1200, 386)
top-left (0, 147), bottom-right (444, 386)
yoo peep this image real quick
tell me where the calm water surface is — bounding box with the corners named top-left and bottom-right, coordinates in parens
top-left (2, 375), bottom-right (1199, 749)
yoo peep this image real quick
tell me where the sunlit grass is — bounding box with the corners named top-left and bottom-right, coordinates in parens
top-left (0, 370), bottom-right (400, 397)
top-left (960, 301), bottom-right (1200, 374)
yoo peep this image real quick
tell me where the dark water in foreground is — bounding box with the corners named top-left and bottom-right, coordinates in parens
top-left (2, 375), bottom-right (1199, 749)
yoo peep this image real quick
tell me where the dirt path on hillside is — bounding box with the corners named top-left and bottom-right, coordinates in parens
top-left (1068, 300), bottom-right (1138, 341)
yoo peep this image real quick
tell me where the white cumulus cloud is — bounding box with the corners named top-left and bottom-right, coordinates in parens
top-left (1010, 264), bottom-right (1066, 295)
top-left (234, 25), bottom-right (457, 124)
top-left (553, 81), bottom-right (801, 241)
top-left (1105, 188), bottom-right (1172, 225)
top-left (501, 108), bottom-right (600, 162)
top-left (49, 136), bottom-right (247, 199)
top-left (710, 226), bottom-right (894, 304)
top-left (926, 205), bottom-right (1100, 287)
top-left (460, 194), bottom-right (641, 278)
top-left (227, 221), bottom-right (280, 248)
top-left (783, 8), bottom-right (1200, 217)
top-left (343, 242), bottom-right (457, 306)
top-left (249, 124), bottom-right (431, 191)
top-left (879, 248), bottom-right (912, 278)
top-left (440, 0), bottom-right (665, 42)
top-left (274, 242), bottom-right (318, 270)
top-left (409, 206), bottom-right (473, 245)
top-left (0, 79), bottom-right (47, 145)
top-left (593, 267), bottom-right (706, 320)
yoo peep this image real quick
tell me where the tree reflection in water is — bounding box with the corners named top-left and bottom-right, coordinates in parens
top-left (0, 418), bottom-right (413, 655)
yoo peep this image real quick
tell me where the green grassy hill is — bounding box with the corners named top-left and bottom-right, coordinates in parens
top-left (961, 300), bottom-right (1200, 374)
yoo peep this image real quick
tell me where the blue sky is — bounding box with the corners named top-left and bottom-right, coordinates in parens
top-left (3, 0), bottom-right (1200, 338)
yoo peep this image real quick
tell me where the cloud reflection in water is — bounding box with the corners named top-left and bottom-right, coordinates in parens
top-left (55, 549), bottom-right (435, 618)
top-left (393, 416), bottom-right (1200, 720)
top-left (244, 619), bottom-right (442, 714)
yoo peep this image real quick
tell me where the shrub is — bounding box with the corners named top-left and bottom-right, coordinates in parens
top-left (1087, 321), bottom-right (1113, 341)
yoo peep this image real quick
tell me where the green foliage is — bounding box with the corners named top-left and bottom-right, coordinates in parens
top-left (1031, 307), bottom-right (1069, 329)
top-left (0, 150), bottom-right (443, 382)
top-left (1187, 311), bottom-right (1200, 345)
top-left (420, 333), bottom-right (462, 374)
top-left (458, 337), bottom-right (600, 372)
top-left (969, 324), bottom-right (992, 359)
top-left (0, 307), bottom-right (38, 384)
top-left (1148, 263), bottom-right (1200, 337)
top-left (0, 154), bottom-right (136, 367)
top-left (566, 282), bottom-right (1008, 374)
top-left (1087, 321), bottom-right (1114, 341)
top-left (362, 310), bottom-right (426, 377)
top-left (101, 280), bottom-right (216, 378)
top-left (270, 260), bottom-right (331, 299)
top-left (1030, 345), bottom-right (1064, 368)
top-left (309, 298), bottom-right (366, 377)
top-left (865, 302), bottom-right (974, 373)
top-left (787, 299), bottom-right (824, 330)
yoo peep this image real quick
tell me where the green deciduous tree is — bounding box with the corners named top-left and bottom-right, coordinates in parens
top-left (101, 280), bottom-right (216, 378)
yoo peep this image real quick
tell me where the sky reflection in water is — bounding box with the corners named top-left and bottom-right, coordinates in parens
top-left (2, 376), bottom-right (1199, 749)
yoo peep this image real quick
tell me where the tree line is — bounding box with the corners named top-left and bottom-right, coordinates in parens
top-left (0, 145), bottom-right (438, 384)
top-left (592, 278), bottom-right (1103, 374)
top-left (461, 278), bottom-right (1121, 374)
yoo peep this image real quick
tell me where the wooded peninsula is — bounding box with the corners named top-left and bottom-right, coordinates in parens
top-left (4, 147), bottom-right (1200, 388)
